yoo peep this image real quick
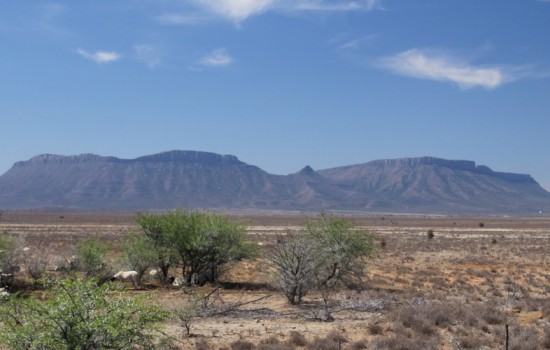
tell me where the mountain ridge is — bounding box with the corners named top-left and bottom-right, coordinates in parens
top-left (321, 157), bottom-right (536, 184)
top-left (1, 151), bottom-right (549, 215)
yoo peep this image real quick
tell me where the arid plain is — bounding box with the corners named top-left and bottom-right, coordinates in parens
top-left (2, 211), bottom-right (550, 349)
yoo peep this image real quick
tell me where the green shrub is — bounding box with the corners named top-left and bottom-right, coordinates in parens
top-left (75, 237), bottom-right (110, 278)
top-left (0, 277), bottom-right (167, 350)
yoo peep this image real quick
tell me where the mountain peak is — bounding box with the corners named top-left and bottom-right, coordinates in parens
top-left (298, 165), bottom-right (315, 175)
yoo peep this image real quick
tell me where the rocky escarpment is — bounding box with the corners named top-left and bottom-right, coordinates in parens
top-left (324, 157), bottom-right (536, 184)
top-left (1, 152), bottom-right (549, 215)
top-left (318, 157), bottom-right (550, 214)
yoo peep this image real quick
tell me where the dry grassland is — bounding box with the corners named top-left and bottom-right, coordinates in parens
top-left (2, 211), bottom-right (550, 349)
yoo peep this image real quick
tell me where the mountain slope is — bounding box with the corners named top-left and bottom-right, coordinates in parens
top-left (0, 151), bottom-right (354, 210)
top-left (318, 157), bottom-right (550, 214)
top-left (0, 152), bottom-right (549, 214)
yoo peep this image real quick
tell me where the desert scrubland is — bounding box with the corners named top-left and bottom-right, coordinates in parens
top-left (2, 211), bottom-right (550, 349)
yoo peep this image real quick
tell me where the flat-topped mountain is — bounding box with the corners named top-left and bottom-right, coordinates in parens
top-left (318, 157), bottom-right (549, 214)
top-left (0, 151), bottom-right (549, 215)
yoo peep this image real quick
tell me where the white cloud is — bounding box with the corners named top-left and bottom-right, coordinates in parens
top-left (76, 48), bottom-right (121, 64)
top-left (199, 48), bottom-right (233, 66)
top-left (376, 49), bottom-right (508, 89)
top-left (197, 0), bottom-right (275, 22)
top-left (134, 44), bottom-right (161, 69)
top-left (190, 0), bottom-right (382, 22)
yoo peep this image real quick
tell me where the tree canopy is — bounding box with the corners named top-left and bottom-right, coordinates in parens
top-left (136, 210), bottom-right (256, 285)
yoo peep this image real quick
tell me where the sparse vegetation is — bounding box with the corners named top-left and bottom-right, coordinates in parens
top-left (172, 296), bottom-right (202, 337)
top-left (1, 212), bottom-right (550, 349)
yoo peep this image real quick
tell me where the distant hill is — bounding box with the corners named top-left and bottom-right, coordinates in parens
top-left (0, 151), bottom-right (549, 215)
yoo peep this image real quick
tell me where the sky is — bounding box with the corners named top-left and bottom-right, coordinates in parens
top-left (1, 1), bottom-right (550, 190)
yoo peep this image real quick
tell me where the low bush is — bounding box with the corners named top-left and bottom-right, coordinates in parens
top-left (510, 325), bottom-right (539, 350)
top-left (368, 323), bottom-right (384, 335)
top-left (231, 339), bottom-right (256, 350)
top-left (287, 331), bottom-right (308, 347)
top-left (350, 339), bottom-right (368, 350)
top-left (427, 229), bottom-right (435, 240)
top-left (309, 337), bottom-right (340, 350)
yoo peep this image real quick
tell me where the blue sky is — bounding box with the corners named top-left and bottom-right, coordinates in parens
top-left (1, 1), bottom-right (550, 190)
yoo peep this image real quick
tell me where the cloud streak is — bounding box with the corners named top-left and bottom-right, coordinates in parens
top-left (166, 0), bottom-right (383, 24)
top-left (76, 48), bottom-right (120, 64)
top-left (196, 0), bottom-right (275, 22)
top-left (199, 48), bottom-right (233, 66)
top-left (376, 49), bottom-right (510, 89)
top-left (292, 0), bottom-right (383, 12)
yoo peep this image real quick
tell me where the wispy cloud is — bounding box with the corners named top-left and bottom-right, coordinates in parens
top-left (332, 34), bottom-right (379, 51)
top-left (76, 48), bottom-right (121, 64)
top-left (375, 49), bottom-right (512, 89)
top-left (199, 48), bottom-right (233, 67)
top-left (185, 0), bottom-right (383, 23)
top-left (134, 44), bottom-right (161, 69)
top-left (292, 0), bottom-right (383, 12)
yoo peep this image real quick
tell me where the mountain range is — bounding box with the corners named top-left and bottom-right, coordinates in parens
top-left (0, 150), bottom-right (549, 215)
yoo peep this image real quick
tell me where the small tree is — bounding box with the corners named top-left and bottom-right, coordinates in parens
top-left (137, 210), bottom-right (255, 285)
top-left (122, 234), bottom-right (159, 286)
top-left (0, 277), bottom-right (167, 349)
top-left (268, 213), bottom-right (375, 318)
top-left (194, 213), bottom-right (256, 283)
top-left (137, 213), bottom-right (178, 284)
top-left (75, 237), bottom-right (110, 279)
top-left (267, 233), bottom-right (320, 304)
top-left (307, 213), bottom-right (375, 320)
